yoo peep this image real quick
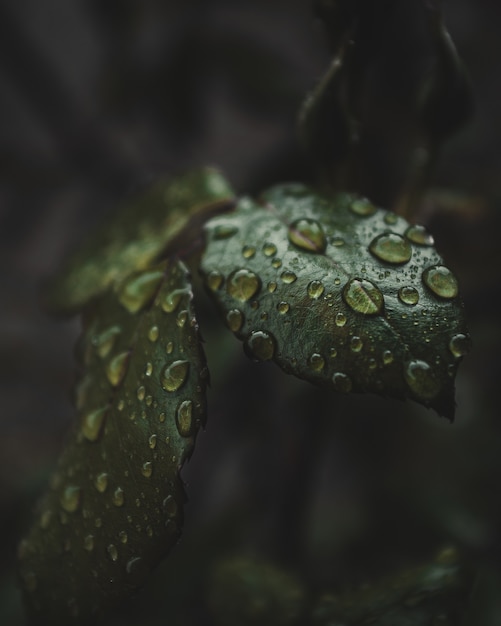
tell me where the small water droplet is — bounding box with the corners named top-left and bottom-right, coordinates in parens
top-left (94, 472), bottom-right (109, 493)
top-left (84, 535), bottom-right (94, 552)
top-left (422, 265), bottom-right (458, 299)
top-left (161, 360), bottom-right (190, 392)
top-left (141, 461), bottom-right (153, 478)
top-left (213, 223), bottom-right (238, 239)
top-left (118, 270), bottom-right (164, 314)
top-left (226, 269), bottom-right (261, 302)
top-left (343, 278), bottom-right (384, 315)
top-left (163, 495), bottom-right (178, 519)
top-left (288, 218), bottom-right (327, 253)
top-left (382, 350), bottom-right (394, 365)
top-left (148, 325), bottom-right (159, 342)
top-left (369, 233), bottom-right (412, 264)
top-left (176, 310), bottom-right (188, 327)
top-left (166, 341), bottom-right (174, 354)
top-left (398, 286), bottom-right (420, 305)
top-left (148, 434), bottom-right (158, 449)
top-left (145, 362), bottom-right (153, 377)
top-left (137, 385), bottom-right (146, 401)
top-left (404, 360), bottom-right (441, 399)
top-left (226, 309), bottom-right (244, 332)
top-left (271, 257), bottom-right (282, 269)
top-left (244, 330), bottom-right (276, 362)
top-left (277, 301), bottom-right (290, 314)
top-left (263, 242), bottom-right (277, 257)
top-left (308, 353), bottom-right (325, 372)
top-left (162, 287), bottom-right (190, 313)
top-left (174, 399), bottom-right (194, 437)
top-left (335, 312), bottom-right (347, 327)
top-left (82, 406), bottom-right (107, 442)
top-left (384, 212), bottom-right (398, 225)
top-left (93, 326), bottom-right (121, 359)
top-left (267, 281), bottom-right (277, 293)
top-left (280, 270), bottom-right (297, 284)
top-left (449, 333), bottom-right (470, 358)
top-left (112, 487), bottom-right (125, 507)
top-left (242, 245), bottom-right (256, 259)
top-left (307, 280), bottom-right (325, 299)
top-left (60, 485), bottom-right (82, 513)
top-left (206, 271), bottom-right (224, 292)
top-left (332, 372), bottom-right (352, 393)
top-left (118, 530), bottom-right (128, 544)
top-left (332, 237), bottom-right (345, 247)
top-left (329, 347), bottom-right (338, 358)
top-left (350, 197), bottom-right (376, 216)
top-left (350, 336), bottom-right (363, 352)
top-left (107, 544), bottom-right (118, 562)
top-left (106, 351), bottom-right (130, 386)
top-left (158, 412), bottom-right (166, 423)
top-left (406, 224), bottom-right (434, 246)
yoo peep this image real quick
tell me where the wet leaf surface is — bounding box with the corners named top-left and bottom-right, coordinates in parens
top-left (201, 184), bottom-right (469, 418)
top-left (18, 260), bottom-right (207, 624)
top-left (46, 168), bottom-right (234, 313)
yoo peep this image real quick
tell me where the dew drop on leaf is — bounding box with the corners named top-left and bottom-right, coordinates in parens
top-left (288, 218), bottom-right (327, 253)
top-left (94, 473), bottom-right (109, 493)
top-left (307, 280), bottom-right (325, 299)
top-left (206, 271), bottom-right (224, 292)
top-left (242, 245), bottom-right (256, 259)
top-left (448, 333), bottom-right (470, 358)
top-left (422, 265), bottom-right (459, 299)
top-left (226, 269), bottom-right (261, 302)
top-left (176, 400), bottom-right (194, 437)
top-left (107, 544), bottom-right (118, 562)
top-left (60, 486), bottom-right (82, 514)
top-left (404, 359), bottom-right (441, 400)
top-left (93, 326), bottom-right (121, 359)
top-left (244, 330), bottom-right (276, 362)
top-left (350, 197), bottom-right (377, 216)
top-left (112, 487), bottom-right (125, 507)
top-left (263, 242), bottom-right (277, 257)
top-left (160, 360), bottom-right (190, 392)
top-left (280, 270), bottom-right (297, 284)
top-left (148, 325), bottom-right (159, 342)
top-left (350, 336), bottom-right (363, 352)
top-left (398, 286), bottom-right (420, 306)
top-left (369, 233), bottom-right (412, 264)
top-left (81, 407), bottom-right (107, 442)
top-left (406, 224), bottom-right (435, 246)
top-left (83, 535), bottom-right (94, 552)
top-left (343, 278), bottom-right (384, 315)
top-left (105, 351), bottom-right (130, 387)
top-left (141, 462), bottom-right (153, 478)
top-left (308, 353), bottom-right (325, 372)
top-left (226, 309), bottom-right (244, 332)
top-left (118, 270), bottom-right (164, 314)
top-left (277, 301), bottom-right (290, 314)
top-left (332, 372), bottom-right (353, 393)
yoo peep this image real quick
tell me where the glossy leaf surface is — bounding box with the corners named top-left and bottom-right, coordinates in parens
top-left (201, 184), bottom-right (469, 418)
top-left (47, 168), bottom-right (234, 313)
top-left (19, 260), bottom-right (207, 624)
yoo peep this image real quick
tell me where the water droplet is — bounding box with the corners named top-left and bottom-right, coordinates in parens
top-left (422, 265), bottom-right (458, 299)
top-left (82, 406), bottom-right (107, 442)
top-left (158, 412), bottom-right (166, 423)
top-left (162, 287), bottom-right (190, 313)
top-left (242, 245), bottom-right (256, 259)
top-left (404, 360), bottom-right (441, 399)
top-left (280, 270), bottom-right (297, 284)
top-left (141, 462), bottom-right (153, 478)
top-left (329, 347), bottom-right (338, 358)
top-left (384, 212), bottom-right (398, 225)
top-left (163, 495), bottom-right (178, 519)
top-left (335, 312), bottom-right (347, 327)
top-left (398, 286), bottom-right (420, 305)
top-left (206, 271), bottom-right (224, 292)
top-left (307, 280), bottom-right (325, 300)
top-left (350, 336), bottom-right (363, 352)
top-left (93, 326), bottom-right (121, 359)
top-left (107, 544), bottom-right (118, 562)
top-left (112, 487), bottom-right (125, 507)
top-left (161, 360), bottom-right (190, 392)
top-left (83, 535), bottom-right (94, 552)
top-left (145, 362), bottom-right (153, 377)
top-left (137, 385), bottom-right (146, 401)
top-left (308, 353), bottom-right (325, 372)
top-left (176, 400), bottom-right (193, 437)
top-left (148, 325), bottom-right (159, 342)
top-left (271, 258), bottom-right (282, 269)
top-left (288, 218), bottom-right (327, 253)
top-left (148, 434), bottom-right (157, 449)
top-left (94, 472), bottom-right (109, 493)
top-left (244, 330), bottom-right (276, 362)
top-left (106, 351), bottom-right (130, 387)
top-left (343, 278), bottom-right (384, 315)
top-left (118, 270), bottom-right (164, 314)
top-left (267, 281), bottom-right (277, 293)
top-left (118, 530), bottom-right (128, 544)
top-left (350, 197), bottom-right (376, 216)
top-left (60, 485), bottom-right (82, 513)
top-left (332, 237), bottom-right (345, 247)
top-left (213, 223), bottom-right (238, 240)
top-left (332, 372), bottom-right (352, 393)
top-left (226, 309), bottom-right (244, 332)
top-left (369, 233), bottom-right (412, 264)
top-left (226, 269), bottom-right (261, 302)
top-left (166, 341), bottom-right (174, 354)
top-left (449, 333), bottom-right (470, 358)
top-left (277, 301), bottom-right (290, 314)
top-left (176, 310), bottom-right (188, 327)
top-left (406, 224), bottom-right (434, 246)
top-left (263, 242), bottom-right (277, 257)
top-left (382, 350), bottom-right (394, 365)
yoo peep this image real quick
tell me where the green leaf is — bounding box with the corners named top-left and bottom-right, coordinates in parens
top-left (46, 168), bottom-right (235, 314)
top-left (18, 260), bottom-right (208, 624)
top-left (200, 184), bottom-right (469, 418)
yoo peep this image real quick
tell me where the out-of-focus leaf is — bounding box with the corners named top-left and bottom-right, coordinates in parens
top-left (46, 168), bottom-right (235, 313)
top-left (201, 184), bottom-right (469, 418)
top-left (18, 260), bottom-right (207, 624)
top-left (311, 546), bottom-right (472, 625)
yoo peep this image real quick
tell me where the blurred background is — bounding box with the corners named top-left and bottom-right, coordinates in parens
top-left (1, 0), bottom-right (501, 624)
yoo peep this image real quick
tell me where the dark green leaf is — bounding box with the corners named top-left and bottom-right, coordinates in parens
top-left (201, 184), bottom-right (469, 418)
top-left (18, 260), bottom-right (207, 624)
top-left (46, 168), bottom-right (235, 313)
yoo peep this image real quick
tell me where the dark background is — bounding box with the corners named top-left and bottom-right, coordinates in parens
top-left (1, 0), bottom-right (501, 624)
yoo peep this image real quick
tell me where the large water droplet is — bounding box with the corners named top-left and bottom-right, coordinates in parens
top-left (422, 265), bottom-right (458, 299)
top-left (288, 218), bottom-right (327, 253)
top-left (226, 269), bottom-right (261, 302)
top-left (176, 400), bottom-right (193, 437)
top-left (405, 224), bottom-right (434, 246)
top-left (206, 271), bottom-right (224, 292)
top-left (277, 301), bottom-right (290, 314)
top-left (244, 330), bottom-right (276, 362)
top-left (335, 312), bottom-right (347, 327)
top-left (161, 360), bottom-right (190, 392)
top-left (280, 270), bottom-right (297, 284)
top-left (226, 309), bottom-right (244, 332)
top-left (369, 233), bottom-right (412, 264)
top-left (332, 372), bottom-right (352, 393)
top-left (350, 197), bottom-right (376, 216)
top-left (308, 353), bottom-right (325, 372)
top-left (398, 286), bottom-right (420, 305)
top-left (93, 326), bottom-right (121, 359)
top-left (118, 270), bottom-right (164, 314)
top-left (343, 278), bottom-right (384, 315)
top-left (350, 336), bottom-right (363, 352)
top-left (382, 350), bottom-right (394, 365)
top-left (94, 472), bottom-right (109, 493)
top-left (148, 325), bottom-right (159, 342)
top-left (307, 280), bottom-right (325, 299)
top-left (404, 360), bottom-right (441, 399)
top-left (263, 242), bottom-right (277, 257)
top-left (112, 487), bottom-right (125, 507)
top-left (449, 333), bottom-right (470, 358)
top-left (60, 485), bottom-right (82, 513)
top-left (141, 461), bottom-right (153, 478)
top-left (106, 351), bottom-right (130, 386)
top-left (82, 406), bottom-right (107, 442)
top-left (242, 245), bottom-right (256, 259)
